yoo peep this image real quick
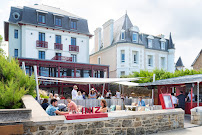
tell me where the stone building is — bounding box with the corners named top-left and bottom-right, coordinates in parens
top-left (192, 49), bottom-right (202, 71)
top-left (175, 57), bottom-right (184, 71)
top-left (90, 13), bottom-right (175, 78)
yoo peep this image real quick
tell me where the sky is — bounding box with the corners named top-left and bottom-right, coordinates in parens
top-left (0, 0), bottom-right (201, 69)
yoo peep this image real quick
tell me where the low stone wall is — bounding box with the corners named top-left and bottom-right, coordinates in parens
top-left (0, 108), bottom-right (31, 123)
top-left (24, 109), bottom-right (184, 135)
top-left (191, 107), bottom-right (202, 125)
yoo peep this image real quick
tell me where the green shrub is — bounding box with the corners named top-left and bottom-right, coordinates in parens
top-left (0, 49), bottom-right (36, 109)
top-left (123, 68), bottom-right (202, 83)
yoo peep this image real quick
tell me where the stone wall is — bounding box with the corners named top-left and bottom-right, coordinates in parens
top-left (0, 109), bottom-right (31, 123)
top-left (24, 109), bottom-right (184, 135)
top-left (191, 107), bottom-right (202, 125)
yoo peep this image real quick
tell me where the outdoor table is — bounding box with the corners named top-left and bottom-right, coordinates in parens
top-left (125, 105), bottom-right (138, 111)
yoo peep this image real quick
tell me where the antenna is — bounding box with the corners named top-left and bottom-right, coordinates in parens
top-left (125, 10), bottom-right (127, 15)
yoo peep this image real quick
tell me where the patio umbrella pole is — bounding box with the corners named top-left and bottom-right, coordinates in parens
top-left (34, 65), bottom-right (40, 101)
top-left (102, 83), bottom-right (105, 96)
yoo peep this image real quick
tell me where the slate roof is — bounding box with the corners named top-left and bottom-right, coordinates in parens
top-left (191, 49), bottom-right (202, 66)
top-left (111, 14), bottom-right (175, 51)
top-left (175, 57), bottom-right (184, 67)
top-left (8, 4), bottom-right (92, 36)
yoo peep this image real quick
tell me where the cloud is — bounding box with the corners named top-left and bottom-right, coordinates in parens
top-left (0, 0), bottom-right (201, 69)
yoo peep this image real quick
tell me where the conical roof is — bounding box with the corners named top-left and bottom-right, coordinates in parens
top-left (176, 57), bottom-right (184, 67)
top-left (168, 33), bottom-right (175, 49)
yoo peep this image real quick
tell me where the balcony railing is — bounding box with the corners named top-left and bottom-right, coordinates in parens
top-left (69, 45), bottom-right (79, 52)
top-left (36, 40), bottom-right (48, 48)
top-left (54, 43), bottom-right (63, 50)
top-left (52, 56), bottom-right (72, 62)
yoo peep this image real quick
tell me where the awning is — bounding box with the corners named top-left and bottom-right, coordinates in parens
top-left (115, 81), bottom-right (139, 86)
top-left (138, 74), bottom-right (202, 86)
top-left (38, 76), bottom-right (140, 84)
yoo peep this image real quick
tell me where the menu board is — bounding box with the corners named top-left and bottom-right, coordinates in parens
top-left (159, 94), bottom-right (174, 109)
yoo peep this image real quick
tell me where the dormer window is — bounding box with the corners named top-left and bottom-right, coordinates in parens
top-left (71, 20), bottom-right (77, 29)
top-left (148, 39), bottom-right (152, 48)
top-left (147, 35), bottom-right (154, 48)
top-left (121, 30), bottom-right (125, 40)
top-left (161, 42), bottom-right (165, 50)
top-left (55, 17), bottom-right (62, 27)
top-left (132, 33), bottom-right (138, 43)
top-left (38, 14), bottom-right (46, 24)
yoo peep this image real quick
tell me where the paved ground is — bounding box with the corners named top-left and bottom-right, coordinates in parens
top-left (153, 115), bottom-right (201, 135)
top-left (154, 126), bottom-right (202, 135)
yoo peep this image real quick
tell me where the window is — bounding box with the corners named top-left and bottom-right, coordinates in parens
top-left (71, 54), bottom-right (77, 62)
top-left (148, 55), bottom-right (153, 67)
top-left (39, 32), bottom-right (45, 41)
top-left (71, 21), bottom-right (77, 29)
top-left (98, 57), bottom-right (101, 64)
top-left (161, 42), bottom-right (165, 50)
top-left (56, 53), bottom-right (61, 60)
top-left (121, 31), bottom-right (125, 40)
top-left (132, 51), bottom-right (138, 64)
top-left (14, 49), bottom-right (18, 57)
top-left (39, 51), bottom-right (45, 59)
top-left (132, 33), bottom-right (138, 42)
top-left (120, 71), bottom-right (125, 76)
top-left (121, 50), bottom-right (125, 63)
top-left (55, 17), bottom-right (62, 27)
top-left (71, 37), bottom-right (76, 45)
top-left (148, 39), bottom-right (152, 48)
top-left (38, 14), bottom-right (46, 24)
top-left (55, 35), bottom-right (61, 43)
top-left (161, 57), bottom-right (165, 69)
top-left (14, 29), bottom-right (18, 39)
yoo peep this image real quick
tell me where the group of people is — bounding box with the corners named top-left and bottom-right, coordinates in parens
top-left (42, 97), bottom-right (108, 116)
top-left (71, 85), bottom-right (123, 100)
top-left (171, 90), bottom-right (195, 110)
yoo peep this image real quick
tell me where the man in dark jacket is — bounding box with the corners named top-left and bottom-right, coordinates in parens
top-left (177, 91), bottom-right (187, 110)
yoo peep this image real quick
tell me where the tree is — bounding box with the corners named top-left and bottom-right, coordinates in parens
top-left (122, 69), bottom-right (202, 83)
top-left (0, 35), bottom-right (2, 42)
top-left (0, 50), bottom-right (36, 109)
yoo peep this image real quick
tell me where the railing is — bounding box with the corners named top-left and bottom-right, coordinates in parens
top-left (36, 40), bottom-right (48, 48)
top-left (54, 43), bottom-right (63, 50)
top-left (52, 56), bottom-right (72, 62)
top-left (69, 45), bottom-right (79, 52)
top-left (38, 98), bottom-right (154, 109)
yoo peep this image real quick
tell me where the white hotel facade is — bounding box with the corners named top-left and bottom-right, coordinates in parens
top-left (90, 14), bottom-right (175, 78)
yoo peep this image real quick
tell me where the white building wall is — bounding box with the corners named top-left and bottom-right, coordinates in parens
top-left (167, 49), bottom-right (175, 72)
top-left (8, 24), bottom-right (21, 57)
top-left (10, 25), bottom-right (89, 63)
top-left (116, 43), bottom-right (172, 77)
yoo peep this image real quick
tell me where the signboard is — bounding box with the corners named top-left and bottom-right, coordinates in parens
top-left (159, 94), bottom-right (174, 109)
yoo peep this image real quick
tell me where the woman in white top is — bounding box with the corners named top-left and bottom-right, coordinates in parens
top-left (76, 91), bottom-right (83, 100)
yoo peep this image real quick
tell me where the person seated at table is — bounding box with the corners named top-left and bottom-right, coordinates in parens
top-left (46, 99), bottom-right (69, 116)
top-left (60, 94), bottom-right (65, 100)
top-left (88, 88), bottom-right (97, 99)
top-left (41, 98), bottom-right (49, 110)
top-left (138, 96), bottom-right (145, 106)
top-left (98, 93), bottom-right (104, 99)
top-left (67, 97), bottom-right (78, 113)
top-left (99, 99), bottom-right (107, 113)
top-left (76, 91), bottom-right (83, 100)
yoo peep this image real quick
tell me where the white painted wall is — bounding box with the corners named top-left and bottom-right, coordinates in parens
top-left (116, 43), bottom-right (173, 77)
top-left (168, 49), bottom-right (175, 72)
top-left (8, 24), bottom-right (21, 57)
top-left (9, 24), bottom-right (89, 63)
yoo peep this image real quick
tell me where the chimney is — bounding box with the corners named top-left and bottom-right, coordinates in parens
top-left (102, 19), bottom-right (114, 48)
top-left (94, 27), bottom-right (102, 52)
